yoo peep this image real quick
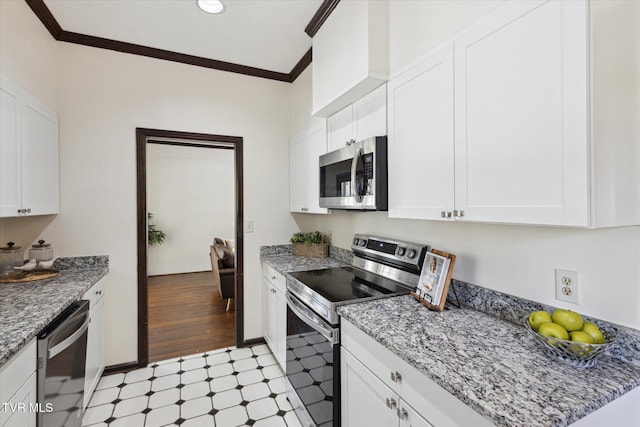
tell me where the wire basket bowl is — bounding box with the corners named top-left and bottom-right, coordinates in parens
top-left (524, 318), bottom-right (616, 368)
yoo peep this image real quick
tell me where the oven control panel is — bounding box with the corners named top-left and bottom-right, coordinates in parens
top-left (351, 234), bottom-right (428, 270)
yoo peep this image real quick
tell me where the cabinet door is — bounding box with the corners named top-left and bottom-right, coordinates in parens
top-left (273, 288), bottom-right (287, 369)
top-left (0, 87), bottom-right (20, 217)
top-left (399, 401), bottom-right (433, 427)
top-left (327, 105), bottom-right (354, 152)
top-left (304, 124), bottom-right (328, 214)
top-left (353, 84), bottom-right (387, 142)
top-left (341, 348), bottom-right (398, 427)
top-left (388, 45), bottom-right (455, 220)
top-left (84, 295), bottom-right (105, 409)
top-left (0, 372), bottom-right (36, 427)
top-left (454, 0), bottom-right (588, 226)
top-left (289, 132), bottom-right (308, 213)
top-left (21, 101), bottom-right (59, 216)
top-left (262, 278), bottom-right (275, 353)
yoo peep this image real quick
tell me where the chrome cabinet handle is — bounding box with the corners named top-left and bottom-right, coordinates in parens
top-left (95, 290), bottom-right (102, 295)
top-left (440, 211), bottom-right (452, 218)
top-left (390, 371), bottom-right (402, 383)
top-left (454, 209), bottom-right (465, 217)
top-left (385, 398), bottom-right (397, 409)
top-left (397, 407), bottom-right (408, 420)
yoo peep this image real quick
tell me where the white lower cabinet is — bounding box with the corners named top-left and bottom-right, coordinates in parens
top-left (341, 319), bottom-right (493, 427)
top-left (261, 263), bottom-right (286, 369)
top-left (0, 339), bottom-right (37, 427)
top-left (342, 347), bottom-right (431, 427)
top-left (83, 279), bottom-right (106, 410)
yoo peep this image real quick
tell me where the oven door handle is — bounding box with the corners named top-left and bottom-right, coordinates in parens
top-left (286, 293), bottom-right (339, 345)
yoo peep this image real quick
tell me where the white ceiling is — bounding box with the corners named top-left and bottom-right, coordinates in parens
top-left (43, 0), bottom-right (323, 74)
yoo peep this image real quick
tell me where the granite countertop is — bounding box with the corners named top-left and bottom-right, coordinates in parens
top-left (338, 296), bottom-right (640, 427)
top-left (262, 254), bottom-right (347, 276)
top-left (0, 256), bottom-right (108, 368)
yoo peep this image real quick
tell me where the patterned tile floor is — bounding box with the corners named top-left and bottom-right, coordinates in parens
top-left (82, 344), bottom-right (303, 427)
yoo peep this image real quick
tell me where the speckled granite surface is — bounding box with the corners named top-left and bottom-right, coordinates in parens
top-left (449, 279), bottom-right (640, 365)
top-left (338, 296), bottom-right (640, 427)
top-left (259, 244), bottom-right (292, 257)
top-left (0, 256), bottom-right (108, 368)
top-left (261, 254), bottom-right (346, 275)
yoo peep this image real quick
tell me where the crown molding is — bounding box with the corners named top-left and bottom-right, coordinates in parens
top-left (24, 0), bottom-right (313, 82)
top-left (304, 0), bottom-right (340, 38)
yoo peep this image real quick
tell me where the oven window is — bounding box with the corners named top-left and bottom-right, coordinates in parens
top-left (286, 306), bottom-right (338, 427)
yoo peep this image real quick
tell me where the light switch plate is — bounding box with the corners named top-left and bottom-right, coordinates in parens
top-left (244, 220), bottom-right (254, 233)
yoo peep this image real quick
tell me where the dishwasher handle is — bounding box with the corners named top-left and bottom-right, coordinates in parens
top-left (48, 312), bottom-right (89, 359)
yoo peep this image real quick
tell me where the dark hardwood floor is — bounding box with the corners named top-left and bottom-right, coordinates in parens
top-left (148, 271), bottom-right (235, 363)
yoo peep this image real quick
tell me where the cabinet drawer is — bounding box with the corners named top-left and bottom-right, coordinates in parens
top-left (341, 320), bottom-right (493, 427)
top-left (82, 278), bottom-right (106, 308)
top-left (0, 339), bottom-right (36, 405)
top-left (261, 263), bottom-right (286, 293)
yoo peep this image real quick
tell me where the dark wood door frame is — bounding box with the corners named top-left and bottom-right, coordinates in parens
top-left (136, 127), bottom-right (245, 368)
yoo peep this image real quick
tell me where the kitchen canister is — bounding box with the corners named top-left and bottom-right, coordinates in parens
top-left (0, 242), bottom-right (25, 277)
top-left (29, 240), bottom-right (54, 262)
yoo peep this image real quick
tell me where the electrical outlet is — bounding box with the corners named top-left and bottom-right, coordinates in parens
top-left (555, 269), bottom-right (579, 304)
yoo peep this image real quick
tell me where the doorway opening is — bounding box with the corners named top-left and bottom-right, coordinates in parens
top-left (136, 128), bottom-right (244, 367)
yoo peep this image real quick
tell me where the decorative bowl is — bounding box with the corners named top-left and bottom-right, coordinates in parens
top-left (524, 318), bottom-right (616, 368)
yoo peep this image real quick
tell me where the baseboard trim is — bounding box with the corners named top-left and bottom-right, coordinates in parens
top-left (103, 361), bottom-right (142, 375)
top-left (240, 337), bottom-right (266, 348)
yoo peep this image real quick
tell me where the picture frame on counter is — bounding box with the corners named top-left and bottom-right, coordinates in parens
top-left (411, 249), bottom-right (456, 311)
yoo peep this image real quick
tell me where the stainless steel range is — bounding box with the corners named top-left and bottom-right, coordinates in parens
top-left (285, 234), bottom-right (429, 427)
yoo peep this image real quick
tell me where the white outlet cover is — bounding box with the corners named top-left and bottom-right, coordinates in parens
top-left (555, 268), bottom-right (579, 304)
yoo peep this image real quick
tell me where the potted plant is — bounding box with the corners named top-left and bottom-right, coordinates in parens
top-left (290, 231), bottom-right (328, 258)
top-left (148, 213), bottom-right (166, 246)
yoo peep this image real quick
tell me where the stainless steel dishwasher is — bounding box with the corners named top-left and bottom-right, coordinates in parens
top-left (37, 300), bottom-right (90, 427)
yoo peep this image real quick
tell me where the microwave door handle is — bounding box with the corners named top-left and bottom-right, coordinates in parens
top-left (350, 147), bottom-right (363, 202)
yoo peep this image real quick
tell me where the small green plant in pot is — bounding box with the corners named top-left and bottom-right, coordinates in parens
top-left (290, 231), bottom-right (328, 258)
top-left (148, 213), bottom-right (166, 246)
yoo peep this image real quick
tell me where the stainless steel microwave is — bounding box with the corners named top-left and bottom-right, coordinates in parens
top-left (319, 136), bottom-right (388, 210)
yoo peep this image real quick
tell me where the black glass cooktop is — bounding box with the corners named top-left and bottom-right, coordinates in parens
top-left (288, 267), bottom-right (412, 304)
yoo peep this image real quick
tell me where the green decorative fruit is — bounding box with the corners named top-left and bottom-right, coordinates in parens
top-left (538, 322), bottom-right (569, 341)
top-left (581, 321), bottom-right (605, 344)
top-left (528, 311), bottom-right (552, 331)
top-left (569, 330), bottom-right (594, 344)
top-left (552, 309), bottom-right (584, 332)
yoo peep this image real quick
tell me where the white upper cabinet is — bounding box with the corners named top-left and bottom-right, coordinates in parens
top-left (327, 84), bottom-right (387, 152)
top-left (388, 45), bottom-right (454, 221)
top-left (388, 0), bottom-right (640, 227)
top-left (312, 0), bottom-right (389, 118)
top-left (0, 75), bottom-right (59, 218)
top-left (290, 121), bottom-right (329, 214)
top-left (454, 0), bottom-right (588, 226)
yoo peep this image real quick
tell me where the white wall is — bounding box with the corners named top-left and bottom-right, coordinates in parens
top-left (1, 0), bottom-right (299, 366)
top-left (146, 144), bottom-right (235, 276)
top-left (293, 0), bottom-right (640, 331)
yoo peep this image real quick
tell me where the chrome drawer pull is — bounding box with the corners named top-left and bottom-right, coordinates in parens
top-left (385, 398), bottom-right (396, 409)
top-left (390, 371), bottom-right (402, 382)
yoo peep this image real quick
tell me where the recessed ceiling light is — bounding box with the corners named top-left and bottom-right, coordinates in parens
top-left (197, 0), bottom-right (225, 14)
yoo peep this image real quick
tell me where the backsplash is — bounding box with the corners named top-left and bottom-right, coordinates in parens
top-left (448, 279), bottom-right (640, 366)
top-left (53, 255), bottom-right (109, 270)
top-left (259, 244), bottom-right (353, 265)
